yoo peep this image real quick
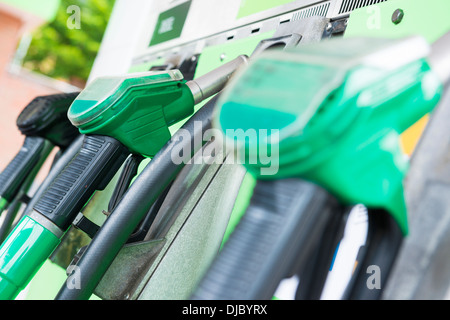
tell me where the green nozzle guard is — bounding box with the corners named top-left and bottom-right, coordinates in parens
top-left (68, 70), bottom-right (195, 157)
top-left (215, 36), bottom-right (443, 235)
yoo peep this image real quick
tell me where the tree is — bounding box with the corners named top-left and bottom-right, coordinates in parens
top-left (23, 0), bottom-right (115, 87)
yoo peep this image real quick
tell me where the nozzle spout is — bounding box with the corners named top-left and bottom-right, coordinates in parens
top-left (186, 55), bottom-right (249, 104)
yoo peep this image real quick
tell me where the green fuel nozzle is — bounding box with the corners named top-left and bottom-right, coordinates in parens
top-left (215, 35), bottom-right (449, 235)
top-left (68, 55), bottom-right (248, 157)
top-left (0, 55), bottom-right (248, 300)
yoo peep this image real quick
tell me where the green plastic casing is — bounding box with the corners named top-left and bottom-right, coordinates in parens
top-left (0, 215), bottom-right (60, 300)
top-left (215, 36), bottom-right (443, 235)
top-left (68, 70), bottom-right (195, 157)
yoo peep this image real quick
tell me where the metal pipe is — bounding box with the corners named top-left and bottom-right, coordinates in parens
top-left (186, 55), bottom-right (248, 104)
top-left (428, 31), bottom-right (450, 87)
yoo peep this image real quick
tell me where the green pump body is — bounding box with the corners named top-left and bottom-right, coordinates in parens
top-left (68, 70), bottom-right (195, 157)
top-left (216, 36), bottom-right (443, 235)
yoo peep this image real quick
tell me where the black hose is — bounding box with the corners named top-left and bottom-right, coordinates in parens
top-left (191, 178), bottom-right (340, 300)
top-left (295, 206), bottom-right (349, 300)
top-left (55, 96), bottom-right (219, 300)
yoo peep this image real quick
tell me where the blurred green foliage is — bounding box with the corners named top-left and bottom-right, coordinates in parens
top-left (23, 0), bottom-right (115, 87)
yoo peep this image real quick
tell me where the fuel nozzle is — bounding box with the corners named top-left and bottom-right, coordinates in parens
top-left (214, 34), bottom-right (450, 235)
top-left (68, 55), bottom-right (248, 156)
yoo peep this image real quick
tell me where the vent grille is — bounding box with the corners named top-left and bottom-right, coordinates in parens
top-left (291, 2), bottom-right (331, 21)
top-left (339, 0), bottom-right (388, 14)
